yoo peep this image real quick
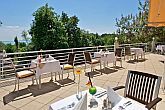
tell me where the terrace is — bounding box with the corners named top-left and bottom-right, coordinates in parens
top-left (0, 43), bottom-right (165, 110)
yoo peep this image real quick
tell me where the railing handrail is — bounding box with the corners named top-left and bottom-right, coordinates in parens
top-left (1, 43), bottom-right (149, 81)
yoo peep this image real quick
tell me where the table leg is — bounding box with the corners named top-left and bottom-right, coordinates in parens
top-left (32, 77), bottom-right (34, 85)
top-left (39, 75), bottom-right (41, 89)
top-left (50, 72), bottom-right (53, 82)
top-left (104, 62), bottom-right (106, 72)
top-left (55, 72), bottom-right (57, 81)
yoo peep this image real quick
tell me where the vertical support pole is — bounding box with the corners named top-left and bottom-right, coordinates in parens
top-left (151, 37), bottom-right (155, 53)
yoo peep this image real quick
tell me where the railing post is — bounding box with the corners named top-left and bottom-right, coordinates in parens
top-left (151, 37), bottom-right (155, 53)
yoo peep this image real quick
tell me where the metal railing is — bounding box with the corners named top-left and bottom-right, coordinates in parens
top-left (0, 43), bottom-right (148, 81)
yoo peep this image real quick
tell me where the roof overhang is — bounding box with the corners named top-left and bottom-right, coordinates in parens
top-left (148, 0), bottom-right (165, 27)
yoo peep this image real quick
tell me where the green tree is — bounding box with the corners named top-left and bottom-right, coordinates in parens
top-left (79, 30), bottom-right (90, 47)
top-left (30, 3), bottom-right (67, 50)
top-left (116, 0), bottom-right (165, 43)
top-left (21, 30), bottom-right (29, 50)
top-left (14, 36), bottom-right (18, 52)
top-left (60, 13), bottom-right (81, 48)
top-left (5, 44), bottom-right (15, 53)
top-left (0, 41), bottom-right (5, 51)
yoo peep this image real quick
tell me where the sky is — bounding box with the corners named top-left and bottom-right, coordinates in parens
top-left (0, 0), bottom-right (139, 41)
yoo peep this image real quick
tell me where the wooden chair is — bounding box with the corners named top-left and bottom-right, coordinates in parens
top-left (8, 59), bottom-right (38, 92)
top-left (61, 53), bottom-right (75, 80)
top-left (115, 47), bottom-right (123, 67)
top-left (124, 47), bottom-right (135, 60)
top-left (113, 70), bottom-right (162, 110)
top-left (84, 51), bottom-right (101, 73)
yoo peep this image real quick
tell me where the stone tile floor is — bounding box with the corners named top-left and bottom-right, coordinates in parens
top-left (0, 53), bottom-right (165, 110)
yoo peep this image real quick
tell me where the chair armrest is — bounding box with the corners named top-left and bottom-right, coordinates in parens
top-left (94, 57), bottom-right (101, 59)
top-left (112, 86), bottom-right (125, 91)
top-left (27, 66), bottom-right (37, 70)
top-left (145, 97), bottom-right (162, 109)
top-left (85, 61), bottom-right (91, 63)
top-left (21, 66), bottom-right (37, 71)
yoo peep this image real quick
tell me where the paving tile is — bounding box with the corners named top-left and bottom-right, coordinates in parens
top-left (9, 96), bottom-right (33, 108)
top-left (0, 100), bottom-right (17, 110)
top-left (1, 53), bottom-right (165, 110)
top-left (40, 104), bottom-right (49, 110)
top-left (34, 94), bottom-right (56, 104)
top-left (19, 100), bottom-right (43, 110)
top-left (46, 96), bottom-right (63, 106)
top-left (0, 90), bottom-right (10, 101)
top-left (0, 88), bottom-right (6, 93)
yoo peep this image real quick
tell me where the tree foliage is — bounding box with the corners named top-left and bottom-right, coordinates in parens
top-left (30, 4), bottom-right (62, 50)
top-left (14, 36), bottom-right (18, 51)
top-left (115, 0), bottom-right (165, 43)
top-left (29, 4), bottom-right (104, 50)
top-left (0, 41), bottom-right (5, 51)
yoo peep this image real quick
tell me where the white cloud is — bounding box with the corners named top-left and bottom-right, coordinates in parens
top-left (5, 25), bottom-right (20, 29)
top-left (0, 25), bottom-right (30, 41)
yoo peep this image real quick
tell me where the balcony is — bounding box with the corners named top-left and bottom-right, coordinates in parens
top-left (0, 43), bottom-right (165, 110)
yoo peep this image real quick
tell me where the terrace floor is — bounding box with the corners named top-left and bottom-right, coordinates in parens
top-left (0, 53), bottom-right (165, 110)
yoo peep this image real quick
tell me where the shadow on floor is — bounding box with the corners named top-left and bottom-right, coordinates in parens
top-left (29, 81), bottom-right (61, 96)
top-left (97, 67), bottom-right (118, 74)
top-left (85, 71), bottom-right (102, 78)
top-left (114, 66), bottom-right (125, 70)
top-left (160, 60), bottom-right (164, 63)
top-left (126, 58), bottom-right (147, 64)
top-left (2, 78), bottom-right (77, 105)
top-left (56, 78), bottom-right (75, 87)
top-left (3, 88), bottom-right (32, 105)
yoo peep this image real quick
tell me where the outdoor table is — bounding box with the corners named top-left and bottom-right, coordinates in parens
top-left (31, 58), bottom-right (62, 89)
top-left (49, 86), bottom-right (147, 110)
top-left (156, 45), bottom-right (165, 54)
top-left (130, 48), bottom-right (144, 60)
top-left (94, 52), bottom-right (116, 68)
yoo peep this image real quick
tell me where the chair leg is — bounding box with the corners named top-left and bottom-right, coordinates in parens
top-left (104, 62), bottom-right (106, 72)
top-left (153, 105), bottom-right (157, 110)
top-left (62, 74), bottom-right (63, 80)
top-left (67, 71), bottom-right (69, 79)
top-left (85, 63), bottom-right (86, 73)
top-left (73, 68), bottom-right (75, 80)
top-left (100, 62), bottom-right (102, 74)
top-left (91, 64), bottom-right (93, 72)
top-left (50, 72), bottom-right (53, 81)
top-left (18, 79), bottom-right (19, 91)
top-left (32, 77), bottom-right (34, 85)
top-left (114, 61), bottom-right (116, 67)
top-left (13, 77), bottom-right (17, 91)
top-left (113, 62), bottom-right (115, 70)
top-left (55, 72), bottom-right (57, 81)
top-left (120, 60), bottom-right (122, 67)
top-left (35, 76), bottom-right (38, 85)
top-left (59, 74), bottom-right (61, 80)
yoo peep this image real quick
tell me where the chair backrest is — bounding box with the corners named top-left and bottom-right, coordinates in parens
top-left (84, 51), bottom-right (92, 62)
top-left (125, 47), bottom-right (131, 55)
top-left (68, 53), bottom-right (75, 66)
top-left (4, 59), bottom-right (17, 76)
top-left (115, 47), bottom-right (123, 57)
top-left (124, 70), bottom-right (162, 105)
